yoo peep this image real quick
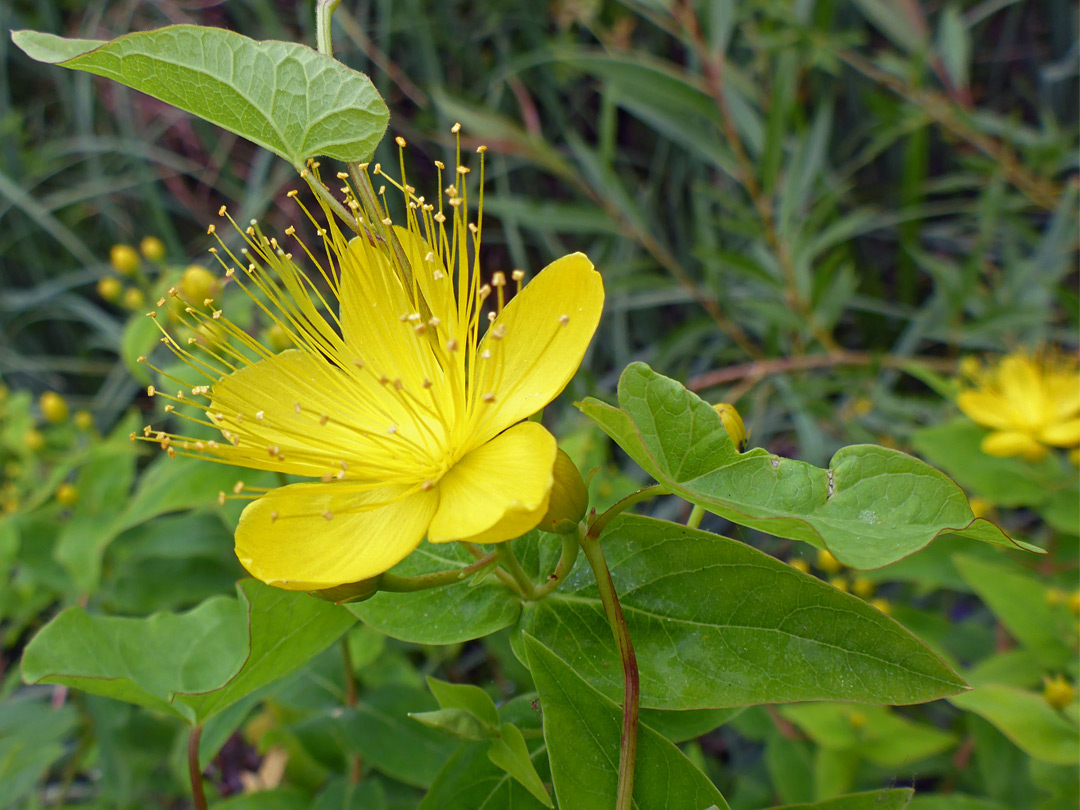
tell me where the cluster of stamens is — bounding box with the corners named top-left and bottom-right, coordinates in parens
top-left (131, 126), bottom-right (573, 520)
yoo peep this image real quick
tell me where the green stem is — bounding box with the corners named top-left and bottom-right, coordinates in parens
top-left (588, 484), bottom-right (667, 540)
top-left (497, 544), bottom-right (539, 600)
top-left (687, 503), bottom-right (705, 529)
top-left (340, 639), bottom-right (363, 783)
top-left (315, 0), bottom-right (341, 57)
top-left (188, 725), bottom-right (207, 810)
top-left (379, 551), bottom-right (499, 592)
top-left (462, 542), bottom-right (529, 597)
top-left (532, 531), bottom-right (581, 599)
top-left (580, 533), bottom-right (639, 810)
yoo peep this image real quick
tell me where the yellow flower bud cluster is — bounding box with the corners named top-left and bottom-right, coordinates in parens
top-left (99, 235), bottom-right (181, 313)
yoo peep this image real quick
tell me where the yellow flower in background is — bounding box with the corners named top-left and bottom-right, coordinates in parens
top-left (957, 351), bottom-right (1080, 462)
top-left (138, 134), bottom-right (604, 591)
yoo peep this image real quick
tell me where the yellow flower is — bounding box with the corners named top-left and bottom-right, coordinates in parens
top-left (956, 351), bottom-right (1080, 462)
top-left (138, 140), bottom-right (604, 591)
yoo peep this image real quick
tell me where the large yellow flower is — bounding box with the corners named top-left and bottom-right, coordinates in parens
top-left (140, 141), bottom-right (603, 591)
top-left (956, 351), bottom-right (1080, 462)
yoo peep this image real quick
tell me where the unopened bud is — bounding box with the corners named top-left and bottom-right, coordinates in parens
top-left (56, 482), bottom-right (79, 507)
top-left (74, 410), bottom-right (94, 431)
top-left (712, 402), bottom-right (748, 452)
top-left (265, 323), bottom-right (291, 353)
top-left (97, 277), bottom-right (122, 302)
top-left (180, 264), bottom-right (219, 303)
top-left (817, 548), bottom-right (843, 574)
top-left (1043, 675), bottom-right (1075, 710)
top-left (109, 244), bottom-right (140, 276)
top-left (852, 577), bottom-right (875, 599)
top-left (122, 287), bottom-right (145, 310)
top-left (39, 391), bottom-right (68, 423)
top-left (139, 235), bottom-right (166, 261)
top-left (23, 429), bottom-right (44, 452)
top-left (539, 449), bottom-right (589, 533)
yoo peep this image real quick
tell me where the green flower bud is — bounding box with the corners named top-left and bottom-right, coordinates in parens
top-left (180, 264), bottom-right (219, 303)
top-left (539, 449), bottom-right (588, 533)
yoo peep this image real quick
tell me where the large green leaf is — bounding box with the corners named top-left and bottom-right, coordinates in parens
top-left (519, 515), bottom-right (966, 710)
top-left (22, 579), bottom-right (354, 724)
top-left (949, 685), bottom-right (1080, 765)
top-left (11, 26), bottom-right (388, 167)
top-left (579, 363), bottom-right (1031, 569)
top-left (524, 633), bottom-right (731, 810)
top-left (348, 540), bottom-right (521, 644)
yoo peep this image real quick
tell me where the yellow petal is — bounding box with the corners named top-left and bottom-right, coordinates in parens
top-left (957, 390), bottom-right (1016, 431)
top-left (208, 349), bottom-right (412, 478)
top-left (470, 253), bottom-right (603, 443)
top-left (428, 421), bottom-right (557, 544)
top-left (997, 355), bottom-right (1043, 426)
top-left (1040, 418), bottom-right (1080, 447)
top-left (981, 431), bottom-right (1047, 461)
top-left (1044, 372), bottom-right (1080, 421)
top-left (236, 482), bottom-right (438, 590)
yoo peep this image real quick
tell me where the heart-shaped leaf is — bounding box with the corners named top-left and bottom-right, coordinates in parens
top-left (21, 579), bottom-right (355, 724)
top-left (12, 26), bottom-right (388, 167)
top-left (579, 362), bottom-right (1034, 569)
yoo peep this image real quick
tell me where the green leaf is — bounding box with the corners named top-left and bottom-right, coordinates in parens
top-left (0, 693), bottom-right (80, 807)
top-left (121, 313), bottom-right (160, 385)
top-left (211, 788), bottom-right (309, 809)
top-left (911, 419), bottom-right (1067, 508)
top-left (179, 580), bottom-right (356, 721)
top-left (953, 554), bottom-right (1075, 668)
top-left (524, 633), bottom-right (731, 810)
top-left (348, 541), bottom-right (521, 644)
top-left (768, 789), bottom-right (914, 810)
top-left (11, 26), bottom-right (388, 167)
top-left (419, 694), bottom-right (551, 810)
top-left (410, 708), bottom-right (494, 742)
top-left (637, 707), bottom-right (743, 743)
top-left (487, 723), bottom-right (554, 808)
top-left (341, 685), bottom-right (457, 788)
top-left (312, 777), bottom-right (389, 810)
top-left (426, 676), bottom-right (500, 727)
top-left (21, 579), bottom-right (354, 724)
top-left (579, 363), bottom-right (1032, 569)
top-left (949, 685), bottom-right (1080, 765)
top-left (519, 514), bottom-right (966, 710)
top-left (420, 740), bottom-right (551, 810)
top-left (778, 703), bottom-right (957, 766)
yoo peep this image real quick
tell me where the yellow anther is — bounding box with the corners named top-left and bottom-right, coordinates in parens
top-left (477, 145), bottom-right (488, 153)
top-left (512, 269), bottom-right (526, 282)
top-left (218, 205), bottom-right (227, 216)
top-left (395, 136), bottom-right (406, 147)
top-left (451, 122), bottom-right (461, 133)
top-left (434, 160), bottom-right (445, 170)
top-left (147, 385), bottom-right (156, 397)
top-left (558, 314), bottom-right (570, 326)
top-left (482, 392), bottom-right (496, 403)
top-left (233, 481), bottom-right (245, 494)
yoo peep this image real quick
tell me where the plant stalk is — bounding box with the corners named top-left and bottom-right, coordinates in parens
top-left (580, 531), bottom-right (639, 810)
top-left (188, 725), bottom-right (207, 810)
top-left (687, 503), bottom-right (705, 529)
top-left (532, 531), bottom-right (581, 599)
top-left (379, 550), bottom-right (500, 592)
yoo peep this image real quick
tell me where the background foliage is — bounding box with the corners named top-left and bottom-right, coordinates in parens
top-left (1, 0), bottom-right (1076, 808)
